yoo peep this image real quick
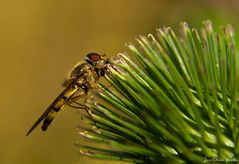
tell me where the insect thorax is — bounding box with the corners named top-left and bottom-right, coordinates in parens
top-left (63, 62), bottom-right (100, 87)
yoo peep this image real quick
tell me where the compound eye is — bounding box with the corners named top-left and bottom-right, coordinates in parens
top-left (86, 53), bottom-right (101, 63)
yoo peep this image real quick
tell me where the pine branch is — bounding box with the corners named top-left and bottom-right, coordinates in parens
top-left (76, 20), bottom-right (239, 163)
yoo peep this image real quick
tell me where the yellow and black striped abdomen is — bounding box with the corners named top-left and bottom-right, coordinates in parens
top-left (41, 85), bottom-right (78, 131)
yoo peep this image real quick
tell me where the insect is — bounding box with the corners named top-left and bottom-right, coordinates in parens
top-left (26, 53), bottom-right (112, 136)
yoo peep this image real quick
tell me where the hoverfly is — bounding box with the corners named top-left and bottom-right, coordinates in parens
top-left (26, 53), bottom-right (112, 136)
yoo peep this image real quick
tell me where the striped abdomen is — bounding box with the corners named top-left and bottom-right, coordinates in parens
top-left (41, 85), bottom-right (78, 131)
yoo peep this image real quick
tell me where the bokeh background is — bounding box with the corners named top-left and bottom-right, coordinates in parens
top-left (1, 0), bottom-right (239, 163)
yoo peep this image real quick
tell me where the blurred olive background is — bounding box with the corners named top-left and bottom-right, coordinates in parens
top-left (0, 0), bottom-right (239, 164)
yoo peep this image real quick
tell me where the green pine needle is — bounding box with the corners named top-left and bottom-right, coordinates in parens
top-left (76, 20), bottom-right (239, 163)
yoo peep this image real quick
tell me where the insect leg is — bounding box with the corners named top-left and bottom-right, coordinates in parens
top-left (68, 101), bottom-right (92, 119)
top-left (68, 102), bottom-right (86, 108)
top-left (67, 89), bottom-right (92, 119)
